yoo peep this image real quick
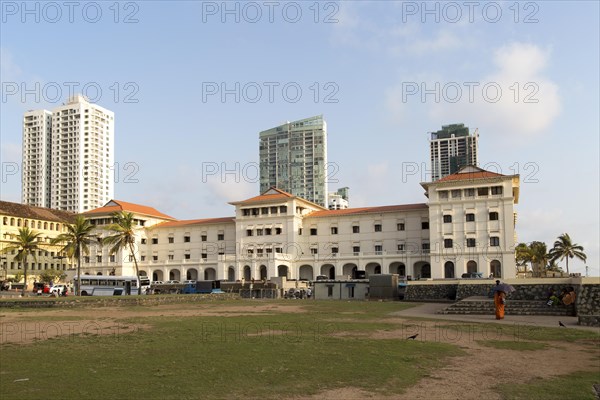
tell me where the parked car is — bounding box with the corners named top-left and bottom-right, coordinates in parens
top-left (183, 280), bottom-right (196, 284)
top-left (461, 272), bottom-right (484, 279)
top-left (151, 281), bottom-right (164, 285)
top-left (165, 280), bottom-right (180, 284)
top-left (49, 284), bottom-right (68, 295)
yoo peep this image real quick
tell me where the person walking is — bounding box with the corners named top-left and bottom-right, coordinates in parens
top-left (494, 280), bottom-right (506, 320)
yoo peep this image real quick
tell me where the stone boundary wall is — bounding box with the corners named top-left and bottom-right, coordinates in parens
top-left (0, 293), bottom-right (239, 309)
top-left (404, 284), bottom-right (457, 301)
top-left (576, 284), bottom-right (600, 327)
top-left (403, 278), bottom-right (600, 327)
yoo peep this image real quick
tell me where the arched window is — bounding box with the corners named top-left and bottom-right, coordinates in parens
top-left (467, 260), bottom-right (478, 273)
top-left (260, 265), bottom-right (267, 280)
top-left (444, 261), bottom-right (455, 279)
top-left (490, 260), bottom-right (502, 278)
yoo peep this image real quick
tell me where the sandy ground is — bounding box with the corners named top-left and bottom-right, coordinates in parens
top-left (1, 302), bottom-right (598, 399)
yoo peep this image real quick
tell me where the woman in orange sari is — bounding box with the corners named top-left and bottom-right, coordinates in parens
top-left (494, 280), bottom-right (506, 320)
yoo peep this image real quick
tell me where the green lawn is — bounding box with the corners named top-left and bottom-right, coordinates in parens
top-left (1, 300), bottom-right (462, 399)
top-left (1, 299), bottom-right (598, 400)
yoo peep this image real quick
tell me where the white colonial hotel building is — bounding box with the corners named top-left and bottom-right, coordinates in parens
top-left (80, 166), bottom-right (520, 282)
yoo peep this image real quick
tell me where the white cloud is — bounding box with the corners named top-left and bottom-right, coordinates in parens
top-left (493, 43), bottom-right (548, 78)
top-left (433, 42), bottom-right (560, 137)
top-left (332, 4), bottom-right (468, 56)
top-left (387, 42), bottom-right (561, 138)
top-left (204, 178), bottom-right (255, 207)
top-left (401, 29), bottom-right (464, 55)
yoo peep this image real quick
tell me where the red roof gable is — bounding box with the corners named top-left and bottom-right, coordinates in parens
top-left (0, 200), bottom-right (76, 223)
top-left (230, 187), bottom-right (295, 205)
top-left (436, 170), bottom-right (504, 182)
top-left (83, 200), bottom-right (175, 220)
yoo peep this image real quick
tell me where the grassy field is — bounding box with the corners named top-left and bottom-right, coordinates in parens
top-left (1, 299), bottom-right (598, 400)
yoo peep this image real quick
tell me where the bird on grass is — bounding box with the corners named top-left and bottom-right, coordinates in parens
top-left (559, 321), bottom-right (566, 327)
top-left (407, 334), bottom-right (418, 340)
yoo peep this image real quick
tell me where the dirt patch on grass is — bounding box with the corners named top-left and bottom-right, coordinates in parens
top-left (323, 317), bottom-right (599, 400)
top-left (296, 387), bottom-right (392, 399)
top-left (0, 303), bottom-right (305, 344)
top-left (0, 318), bottom-right (150, 344)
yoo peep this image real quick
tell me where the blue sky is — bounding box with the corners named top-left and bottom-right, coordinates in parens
top-left (1, 1), bottom-right (598, 276)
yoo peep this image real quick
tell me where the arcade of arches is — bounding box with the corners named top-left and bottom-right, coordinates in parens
top-left (120, 260), bottom-right (502, 282)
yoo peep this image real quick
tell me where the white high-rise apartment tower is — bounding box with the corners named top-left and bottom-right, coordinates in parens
top-left (430, 123), bottom-right (478, 181)
top-left (22, 95), bottom-right (114, 212)
top-left (22, 110), bottom-right (53, 208)
top-left (259, 115), bottom-right (328, 207)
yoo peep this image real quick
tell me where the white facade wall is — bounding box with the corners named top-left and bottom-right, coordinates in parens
top-left (80, 170), bottom-right (519, 281)
top-left (300, 209), bottom-right (430, 278)
top-left (423, 171), bottom-right (519, 279)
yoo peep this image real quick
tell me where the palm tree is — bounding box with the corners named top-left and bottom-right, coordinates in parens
top-left (528, 241), bottom-right (549, 278)
top-left (102, 212), bottom-right (141, 293)
top-left (515, 242), bottom-right (531, 274)
top-left (52, 215), bottom-right (97, 296)
top-left (546, 260), bottom-right (563, 273)
top-left (549, 233), bottom-right (587, 275)
top-left (1, 227), bottom-right (43, 296)
top-left (515, 241), bottom-right (549, 278)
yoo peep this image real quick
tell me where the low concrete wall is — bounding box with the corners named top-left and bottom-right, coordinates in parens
top-left (0, 293), bottom-right (239, 308)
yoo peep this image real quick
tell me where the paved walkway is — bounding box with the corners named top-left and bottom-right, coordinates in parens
top-left (394, 302), bottom-right (600, 332)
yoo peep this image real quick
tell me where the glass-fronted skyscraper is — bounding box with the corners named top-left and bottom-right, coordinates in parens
top-left (259, 115), bottom-right (328, 206)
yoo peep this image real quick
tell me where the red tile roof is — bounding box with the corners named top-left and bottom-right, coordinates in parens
top-left (230, 187), bottom-right (295, 205)
top-left (83, 200), bottom-right (175, 220)
top-left (308, 203), bottom-right (428, 218)
top-left (436, 170), bottom-right (504, 182)
top-left (155, 217), bottom-right (235, 228)
top-left (0, 200), bottom-right (76, 223)
top-left (230, 187), bottom-right (328, 210)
